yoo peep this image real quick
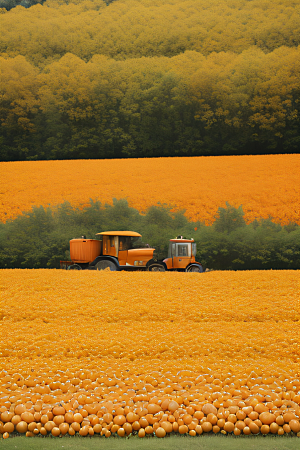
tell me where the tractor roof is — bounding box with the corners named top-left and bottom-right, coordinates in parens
top-left (170, 238), bottom-right (194, 243)
top-left (96, 231), bottom-right (142, 237)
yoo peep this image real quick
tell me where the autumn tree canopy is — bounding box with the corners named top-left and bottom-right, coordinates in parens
top-left (0, 0), bottom-right (299, 160)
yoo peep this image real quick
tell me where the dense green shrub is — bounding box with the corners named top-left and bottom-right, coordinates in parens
top-left (0, 200), bottom-right (299, 270)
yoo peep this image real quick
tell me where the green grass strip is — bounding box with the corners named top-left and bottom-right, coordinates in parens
top-left (1, 435), bottom-right (299, 450)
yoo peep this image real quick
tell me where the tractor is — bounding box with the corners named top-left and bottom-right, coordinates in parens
top-left (60, 231), bottom-right (203, 272)
top-left (163, 236), bottom-right (204, 272)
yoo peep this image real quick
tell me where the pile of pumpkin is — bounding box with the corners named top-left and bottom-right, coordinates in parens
top-left (1, 396), bottom-right (300, 439)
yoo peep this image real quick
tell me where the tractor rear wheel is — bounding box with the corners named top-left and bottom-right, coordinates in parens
top-left (95, 260), bottom-right (118, 271)
top-left (149, 263), bottom-right (165, 272)
top-left (186, 264), bottom-right (204, 273)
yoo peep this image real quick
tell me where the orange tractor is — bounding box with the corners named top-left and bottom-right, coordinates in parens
top-left (60, 231), bottom-right (203, 272)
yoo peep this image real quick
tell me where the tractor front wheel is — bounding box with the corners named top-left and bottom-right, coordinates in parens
top-left (148, 263), bottom-right (165, 272)
top-left (95, 260), bottom-right (118, 271)
top-left (186, 264), bottom-right (204, 273)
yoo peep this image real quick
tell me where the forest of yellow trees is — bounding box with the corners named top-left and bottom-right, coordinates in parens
top-left (1, 0), bottom-right (299, 160)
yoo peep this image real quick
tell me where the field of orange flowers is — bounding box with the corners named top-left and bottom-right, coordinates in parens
top-left (1, 154), bottom-right (299, 225)
top-left (1, 269), bottom-right (299, 439)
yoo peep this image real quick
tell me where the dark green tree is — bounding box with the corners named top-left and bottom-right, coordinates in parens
top-left (214, 203), bottom-right (246, 234)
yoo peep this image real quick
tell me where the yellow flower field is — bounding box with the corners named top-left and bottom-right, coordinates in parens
top-left (1, 154), bottom-right (299, 225)
top-left (1, 269), bottom-right (299, 438)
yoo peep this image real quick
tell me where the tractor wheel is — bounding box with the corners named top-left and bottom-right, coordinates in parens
top-left (95, 260), bottom-right (118, 271)
top-left (68, 264), bottom-right (82, 270)
top-left (186, 264), bottom-right (204, 273)
top-left (148, 263), bottom-right (165, 272)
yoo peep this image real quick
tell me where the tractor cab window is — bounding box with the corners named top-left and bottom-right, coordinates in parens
top-left (168, 242), bottom-right (191, 257)
top-left (119, 236), bottom-right (132, 251)
top-left (168, 242), bottom-right (176, 258)
top-left (177, 243), bottom-right (189, 257)
top-left (192, 243), bottom-right (197, 256)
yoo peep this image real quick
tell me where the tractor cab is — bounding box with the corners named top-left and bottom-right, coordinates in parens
top-left (96, 231), bottom-right (155, 268)
top-left (163, 236), bottom-right (203, 272)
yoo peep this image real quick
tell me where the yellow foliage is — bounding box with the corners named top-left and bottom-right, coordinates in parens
top-left (1, 154), bottom-right (299, 225)
top-left (0, 269), bottom-right (299, 438)
top-left (0, 0), bottom-right (299, 63)
top-left (1, 46), bottom-right (299, 161)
